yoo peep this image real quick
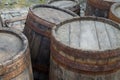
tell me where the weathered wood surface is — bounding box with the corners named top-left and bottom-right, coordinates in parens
top-left (0, 8), bottom-right (28, 32)
top-left (24, 4), bottom-right (77, 80)
top-left (50, 17), bottom-right (120, 80)
top-left (5, 15), bottom-right (27, 32)
top-left (109, 3), bottom-right (120, 23)
top-left (0, 28), bottom-right (33, 80)
top-left (85, 0), bottom-right (120, 18)
top-left (48, 0), bottom-right (80, 15)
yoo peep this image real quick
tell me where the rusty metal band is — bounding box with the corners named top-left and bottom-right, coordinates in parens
top-left (2, 48), bottom-right (31, 79)
top-left (51, 44), bottom-right (120, 72)
top-left (88, 0), bottom-right (110, 10)
top-left (52, 44), bottom-right (120, 66)
top-left (28, 11), bottom-right (55, 28)
top-left (51, 45), bottom-right (120, 75)
top-left (51, 34), bottom-right (120, 59)
top-left (25, 20), bottom-right (51, 38)
top-left (33, 64), bottom-right (49, 74)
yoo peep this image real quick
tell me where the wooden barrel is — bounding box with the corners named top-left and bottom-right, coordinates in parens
top-left (23, 4), bottom-right (78, 80)
top-left (85, 0), bottom-right (120, 18)
top-left (48, 0), bottom-right (80, 15)
top-left (109, 3), bottom-right (120, 23)
top-left (0, 28), bottom-right (33, 80)
top-left (50, 16), bottom-right (120, 80)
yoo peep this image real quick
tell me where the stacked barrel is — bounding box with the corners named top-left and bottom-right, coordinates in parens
top-left (1, 0), bottom-right (120, 80)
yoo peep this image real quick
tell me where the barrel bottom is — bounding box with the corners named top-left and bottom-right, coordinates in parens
top-left (50, 57), bottom-right (120, 80)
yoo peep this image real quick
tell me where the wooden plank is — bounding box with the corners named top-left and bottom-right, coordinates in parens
top-left (79, 21), bottom-right (99, 50)
top-left (57, 24), bottom-right (70, 45)
top-left (95, 21), bottom-right (111, 51)
top-left (113, 27), bottom-right (120, 47)
top-left (5, 15), bottom-right (27, 23)
top-left (105, 24), bottom-right (118, 49)
top-left (69, 21), bottom-right (80, 48)
top-left (31, 34), bottom-right (42, 60)
top-left (33, 7), bottom-right (73, 24)
top-left (36, 37), bottom-right (50, 66)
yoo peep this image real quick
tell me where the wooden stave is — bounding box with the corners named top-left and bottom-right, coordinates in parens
top-left (50, 16), bottom-right (120, 78)
top-left (109, 3), bottom-right (120, 23)
top-left (0, 28), bottom-right (33, 80)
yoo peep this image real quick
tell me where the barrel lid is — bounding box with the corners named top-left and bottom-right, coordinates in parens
top-left (0, 28), bottom-right (28, 64)
top-left (111, 3), bottom-right (120, 18)
top-left (31, 4), bottom-right (78, 24)
top-left (48, 0), bottom-right (78, 9)
top-left (53, 17), bottom-right (120, 51)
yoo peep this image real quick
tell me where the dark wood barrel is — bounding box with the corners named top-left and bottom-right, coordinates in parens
top-left (50, 16), bottom-right (120, 80)
top-left (48, 0), bottom-right (80, 15)
top-left (0, 28), bottom-right (33, 80)
top-left (23, 4), bottom-right (78, 80)
top-left (109, 3), bottom-right (120, 23)
top-left (85, 0), bottom-right (120, 18)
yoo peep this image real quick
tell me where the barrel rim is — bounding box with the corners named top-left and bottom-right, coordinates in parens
top-left (110, 2), bottom-right (120, 19)
top-left (52, 16), bottom-right (120, 57)
top-left (29, 4), bottom-right (78, 25)
top-left (48, 0), bottom-right (80, 5)
top-left (0, 28), bottom-right (28, 67)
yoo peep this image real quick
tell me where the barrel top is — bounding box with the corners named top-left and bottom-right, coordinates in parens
top-left (49, 0), bottom-right (77, 9)
top-left (111, 3), bottom-right (120, 18)
top-left (31, 5), bottom-right (77, 24)
top-left (0, 28), bottom-right (27, 64)
top-left (53, 17), bottom-right (120, 51)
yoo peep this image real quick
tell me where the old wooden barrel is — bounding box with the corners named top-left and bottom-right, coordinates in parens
top-left (48, 0), bottom-right (80, 15)
top-left (23, 4), bottom-right (78, 80)
top-left (109, 3), bottom-right (120, 23)
top-left (0, 28), bottom-right (33, 80)
top-left (85, 0), bottom-right (120, 18)
top-left (50, 16), bottom-right (120, 80)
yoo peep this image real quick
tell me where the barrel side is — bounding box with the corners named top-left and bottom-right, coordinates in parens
top-left (50, 17), bottom-right (120, 80)
top-left (85, 0), bottom-right (113, 18)
top-left (24, 12), bottom-right (51, 80)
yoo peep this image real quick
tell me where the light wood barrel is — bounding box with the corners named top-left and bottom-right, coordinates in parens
top-left (109, 3), bottom-right (120, 23)
top-left (85, 0), bottom-right (120, 18)
top-left (48, 0), bottom-right (80, 15)
top-left (23, 4), bottom-right (78, 80)
top-left (0, 28), bottom-right (33, 80)
top-left (50, 17), bottom-right (120, 80)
